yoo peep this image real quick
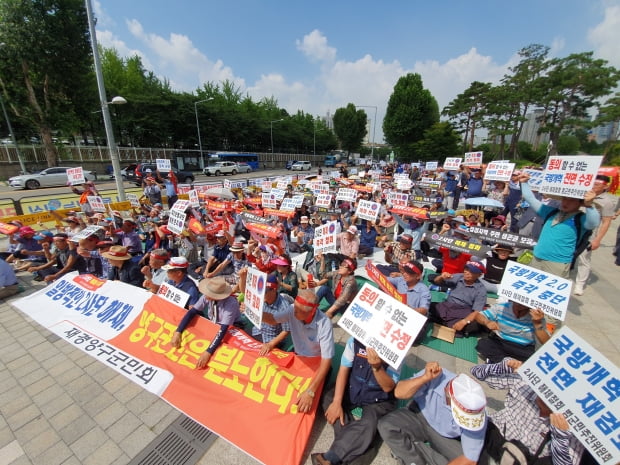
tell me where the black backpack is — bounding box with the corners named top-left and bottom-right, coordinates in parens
top-left (543, 209), bottom-right (593, 270)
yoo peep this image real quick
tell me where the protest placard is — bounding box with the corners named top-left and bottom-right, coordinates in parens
top-left (524, 169), bottom-right (544, 191)
top-left (126, 193), bottom-right (140, 208)
top-left (425, 161), bottom-right (438, 171)
top-left (365, 262), bottom-right (405, 304)
top-left (498, 260), bottom-right (571, 321)
top-left (315, 194), bottom-right (332, 208)
top-left (261, 192), bottom-right (277, 209)
top-left (310, 183), bottom-right (330, 196)
top-left (188, 189), bottom-right (200, 208)
top-left (156, 158), bottom-right (171, 171)
top-left (67, 167), bottom-right (85, 185)
top-left (336, 188), bottom-right (357, 202)
top-left (393, 173), bottom-right (409, 180)
top-left (485, 162), bottom-right (516, 182)
top-left (464, 151), bottom-right (483, 167)
top-left (329, 170), bottom-right (341, 179)
top-left (261, 180), bottom-right (272, 192)
top-left (424, 233), bottom-right (491, 257)
top-left (338, 283), bottom-right (427, 369)
top-left (539, 155), bottom-right (604, 199)
top-left (292, 195), bottom-right (304, 208)
top-left (396, 179), bottom-right (413, 191)
top-left (313, 221), bottom-right (338, 254)
top-left (467, 226), bottom-right (537, 249)
top-left (389, 206), bottom-right (429, 219)
top-left (388, 193), bottom-right (408, 207)
top-left (280, 197), bottom-right (297, 211)
top-left (356, 200), bottom-right (380, 222)
top-left (276, 177), bottom-right (291, 190)
top-left (270, 188), bottom-right (286, 200)
top-left (349, 167), bottom-right (358, 175)
top-left (443, 158), bottom-right (462, 170)
top-left (241, 212), bottom-right (270, 225)
top-left (244, 267), bottom-right (266, 329)
top-left (411, 195), bottom-right (441, 205)
top-left (171, 199), bottom-right (191, 213)
top-left (518, 326), bottom-right (619, 465)
top-left (70, 225), bottom-right (104, 242)
top-left (87, 196), bottom-right (106, 212)
top-left (167, 209), bottom-right (186, 235)
top-left (157, 281), bottom-right (190, 309)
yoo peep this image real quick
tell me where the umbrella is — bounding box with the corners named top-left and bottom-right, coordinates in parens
top-left (203, 187), bottom-right (236, 200)
top-left (464, 197), bottom-right (504, 208)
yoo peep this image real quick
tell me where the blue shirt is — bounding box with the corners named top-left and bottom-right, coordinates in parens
top-left (360, 226), bottom-right (378, 249)
top-left (274, 306), bottom-right (334, 358)
top-left (167, 275), bottom-right (201, 307)
top-left (0, 259), bottom-right (17, 286)
top-left (481, 301), bottom-right (537, 346)
top-left (193, 295), bottom-right (240, 325)
top-left (387, 277), bottom-right (431, 310)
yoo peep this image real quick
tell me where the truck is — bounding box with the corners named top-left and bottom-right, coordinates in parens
top-left (324, 150), bottom-right (347, 167)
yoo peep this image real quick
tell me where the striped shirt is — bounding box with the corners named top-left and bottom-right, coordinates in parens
top-left (481, 302), bottom-right (537, 346)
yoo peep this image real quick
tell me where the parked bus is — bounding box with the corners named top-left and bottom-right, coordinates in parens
top-left (209, 152), bottom-right (260, 170)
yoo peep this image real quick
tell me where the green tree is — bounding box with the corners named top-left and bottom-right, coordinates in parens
top-left (557, 134), bottom-right (580, 154)
top-left (332, 103), bottom-right (367, 153)
top-left (595, 92), bottom-right (620, 161)
top-left (384, 73), bottom-right (439, 158)
top-left (442, 81), bottom-right (490, 152)
top-left (0, 0), bottom-right (96, 166)
top-left (413, 122), bottom-right (460, 161)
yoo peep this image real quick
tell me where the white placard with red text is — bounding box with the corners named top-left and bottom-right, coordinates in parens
top-left (539, 156), bottom-right (604, 199)
top-left (485, 162), bottom-right (516, 182)
top-left (87, 196), bottom-right (106, 212)
top-left (313, 221), bottom-right (338, 254)
top-left (443, 158), bottom-right (462, 170)
top-left (167, 209), bottom-right (186, 235)
top-left (425, 161), bottom-right (438, 171)
top-left (356, 200), bottom-right (380, 222)
top-left (338, 283), bottom-right (427, 369)
top-left (156, 158), bottom-right (172, 171)
top-left (188, 190), bottom-right (200, 208)
top-left (244, 267), bottom-right (266, 329)
top-left (171, 199), bottom-right (191, 213)
top-left (315, 194), bottom-right (332, 208)
top-left (261, 192), bottom-right (277, 209)
top-left (388, 193), bottom-right (408, 207)
top-left (67, 167), bottom-right (85, 185)
top-left (336, 188), bottom-right (357, 202)
top-left (126, 193), bottom-right (140, 208)
top-left (464, 151), bottom-right (483, 167)
top-left (157, 282), bottom-right (190, 309)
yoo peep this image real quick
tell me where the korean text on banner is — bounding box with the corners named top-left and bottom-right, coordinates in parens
top-left (365, 262), bottom-right (406, 304)
top-left (157, 281), bottom-right (190, 308)
top-left (425, 161), bottom-right (438, 171)
top-left (484, 162), bottom-right (516, 182)
top-left (424, 232), bottom-right (491, 257)
top-left (443, 158), bottom-right (462, 170)
top-left (171, 199), bottom-right (191, 213)
top-left (87, 196), bottom-right (106, 212)
top-left (280, 198), bottom-right (297, 211)
top-left (388, 193), bottom-right (408, 208)
top-left (315, 194), bottom-right (332, 208)
top-left (188, 190), bottom-right (200, 208)
top-left (524, 169), bottom-right (544, 191)
top-left (338, 283), bottom-right (427, 369)
top-left (498, 260), bottom-right (571, 321)
top-left (336, 188), bottom-right (357, 202)
top-left (71, 225), bottom-right (103, 242)
top-left (314, 221), bottom-right (338, 254)
top-left (167, 209), bottom-right (186, 235)
top-left (540, 156), bottom-right (604, 199)
top-left (245, 267), bottom-right (266, 329)
top-left (464, 151), bottom-right (483, 167)
top-left (11, 274), bottom-right (321, 465)
top-left (67, 167), bottom-right (85, 185)
top-left (261, 192), bottom-right (277, 209)
top-left (156, 158), bottom-right (172, 171)
top-left (356, 200), bottom-right (380, 222)
top-left (518, 326), bottom-right (620, 465)
top-left (467, 226), bottom-right (537, 249)
top-left (126, 193), bottom-right (140, 208)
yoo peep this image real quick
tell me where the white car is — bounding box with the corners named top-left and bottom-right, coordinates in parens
top-left (9, 167), bottom-right (96, 190)
top-left (291, 161), bottom-right (312, 171)
top-left (203, 161), bottom-right (251, 176)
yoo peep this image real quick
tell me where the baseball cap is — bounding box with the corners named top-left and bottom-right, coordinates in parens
top-left (346, 225), bottom-right (358, 234)
top-left (398, 234), bottom-right (413, 244)
top-left (266, 274), bottom-right (279, 290)
top-left (300, 216), bottom-right (309, 223)
top-left (162, 256), bottom-right (189, 270)
top-left (34, 231), bottom-right (54, 241)
top-left (19, 226), bottom-right (36, 236)
top-left (464, 261), bottom-right (486, 274)
top-left (448, 374), bottom-right (486, 431)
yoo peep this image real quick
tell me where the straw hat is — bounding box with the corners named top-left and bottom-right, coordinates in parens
top-left (101, 246), bottom-right (132, 261)
top-left (198, 277), bottom-right (233, 300)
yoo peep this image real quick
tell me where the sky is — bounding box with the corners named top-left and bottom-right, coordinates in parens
top-left (94, 0), bottom-right (620, 143)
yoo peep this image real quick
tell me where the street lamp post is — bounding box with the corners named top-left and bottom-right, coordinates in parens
top-left (85, 0), bottom-right (126, 200)
top-left (194, 98), bottom-right (213, 160)
top-left (270, 119), bottom-right (283, 155)
top-left (355, 105), bottom-right (377, 162)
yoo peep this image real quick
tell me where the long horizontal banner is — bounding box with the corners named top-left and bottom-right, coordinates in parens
top-left (466, 226), bottom-right (538, 249)
top-left (424, 232), bottom-right (491, 257)
top-left (12, 274), bottom-right (320, 465)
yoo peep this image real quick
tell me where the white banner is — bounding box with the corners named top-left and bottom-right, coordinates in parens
top-left (313, 221), bottom-right (338, 254)
top-left (485, 162), bottom-right (516, 182)
top-left (329, 170), bottom-right (341, 179)
top-left (70, 225), bottom-right (104, 242)
top-left (519, 326), bottom-right (620, 465)
top-left (315, 194), bottom-right (332, 208)
top-left (499, 260), bottom-right (571, 321)
top-left (539, 156), bottom-right (604, 199)
top-left (276, 178), bottom-right (291, 190)
top-left (171, 199), bottom-right (191, 213)
top-left (336, 188), bottom-right (357, 202)
top-left (157, 281), bottom-right (190, 309)
top-left (292, 195), bottom-right (304, 208)
top-left (156, 158), bottom-right (171, 171)
top-left (443, 157), bottom-right (462, 170)
top-left (396, 179), bottom-right (413, 191)
top-left (338, 283), bottom-right (427, 369)
top-left (425, 161), bottom-right (438, 171)
top-left (67, 167), bottom-right (85, 185)
top-left (167, 209), bottom-right (186, 235)
top-left (244, 267), bottom-right (267, 329)
top-left (464, 151), bottom-right (483, 167)
top-left (188, 189), bottom-right (200, 208)
top-left (87, 196), bottom-right (106, 212)
top-left (356, 200), bottom-right (381, 222)
top-left (261, 180), bottom-right (272, 192)
top-left (261, 192), bottom-right (277, 209)
top-left (126, 193), bottom-right (140, 208)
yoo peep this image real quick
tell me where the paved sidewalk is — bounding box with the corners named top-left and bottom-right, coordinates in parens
top-left (1, 222), bottom-right (619, 465)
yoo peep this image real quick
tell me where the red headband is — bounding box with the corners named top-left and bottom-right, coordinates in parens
top-left (402, 262), bottom-right (422, 275)
top-left (295, 295), bottom-right (319, 309)
top-left (342, 258), bottom-right (355, 271)
top-left (151, 252), bottom-right (169, 261)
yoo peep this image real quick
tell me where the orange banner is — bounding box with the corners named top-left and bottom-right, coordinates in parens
top-left (204, 199), bottom-right (232, 212)
top-left (389, 206), bottom-right (429, 219)
top-left (263, 208), bottom-right (295, 218)
top-left (351, 184), bottom-right (374, 192)
top-left (109, 296), bottom-right (320, 465)
top-left (245, 222), bottom-right (282, 239)
top-left (365, 261), bottom-right (406, 304)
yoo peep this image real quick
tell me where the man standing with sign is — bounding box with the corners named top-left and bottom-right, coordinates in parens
top-left (378, 362), bottom-right (487, 465)
top-left (311, 339), bottom-right (400, 465)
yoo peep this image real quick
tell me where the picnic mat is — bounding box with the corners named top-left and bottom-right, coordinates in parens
top-left (418, 325), bottom-right (479, 363)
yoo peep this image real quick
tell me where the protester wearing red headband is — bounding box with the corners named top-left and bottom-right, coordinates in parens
top-left (141, 248), bottom-right (170, 293)
top-left (387, 260), bottom-right (431, 315)
top-left (312, 254), bottom-right (359, 319)
top-left (261, 289), bottom-right (334, 414)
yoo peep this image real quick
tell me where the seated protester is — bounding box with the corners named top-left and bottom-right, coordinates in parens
top-left (378, 363), bottom-right (487, 465)
top-left (376, 213), bottom-right (396, 247)
top-left (474, 302), bottom-right (550, 363)
top-left (289, 215), bottom-right (315, 254)
top-left (337, 224), bottom-right (360, 259)
top-left (392, 215), bottom-right (425, 259)
top-left (0, 258), bottom-right (19, 299)
top-left (102, 246), bottom-right (143, 287)
top-left (467, 213), bottom-right (482, 227)
top-left (429, 224), bottom-right (473, 281)
top-left (205, 241), bottom-right (247, 288)
top-left (479, 245), bottom-right (514, 294)
top-left (261, 290), bottom-right (334, 413)
top-left (74, 237), bottom-right (105, 277)
top-left (0, 220), bottom-right (24, 261)
top-left (488, 214), bottom-right (507, 230)
top-left (15, 231), bottom-right (54, 272)
top-left (272, 254), bottom-right (298, 298)
top-left (247, 242), bottom-right (277, 275)
top-left (471, 358), bottom-right (584, 465)
top-left (189, 233), bottom-right (217, 280)
top-left (205, 230), bottom-right (231, 275)
top-left (171, 276), bottom-right (242, 369)
top-left (358, 219), bottom-right (381, 257)
top-left (376, 234), bottom-right (415, 276)
top-left (28, 233), bottom-right (77, 282)
top-left (429, 261), bottom-right (487, 336)
top-left (387, 260), bottom-right (431, 315)
top-left (312, 338), bottom-right (400, 465)
top-left (243, 273), bottom-right (291, 354)
top-left (7, 226), bottom-right (44, 266)
top-left (94, 240), bottom-right (114, 279)
top-left (162, 256), bottom-right (200, 308)
top-left (141, 248), bottom-right (170, 293)
top-left (312, 255), bottom-right (359, 319)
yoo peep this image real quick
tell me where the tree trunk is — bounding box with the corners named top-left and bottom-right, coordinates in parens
top-left (40, 127), bottom-right (58, 166)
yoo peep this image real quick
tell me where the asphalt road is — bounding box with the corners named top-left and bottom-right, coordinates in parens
top-left (0, 167), bottom-right (314, 199)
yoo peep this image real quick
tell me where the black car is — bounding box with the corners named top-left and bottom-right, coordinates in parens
top-left (133, 163), bottom-right (195, 186)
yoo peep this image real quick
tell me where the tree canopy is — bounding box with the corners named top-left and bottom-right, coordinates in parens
top-left (332, 103), bottom-right (368, 153)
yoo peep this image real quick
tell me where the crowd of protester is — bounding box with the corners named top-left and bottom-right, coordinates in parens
top-left (2, 160), bottom-right (617, 465)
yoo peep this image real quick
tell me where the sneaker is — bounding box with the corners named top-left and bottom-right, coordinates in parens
top-left (573, 285), bottom-right (584, 296)
top-left (311, 453), bottom-right (332, 465)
